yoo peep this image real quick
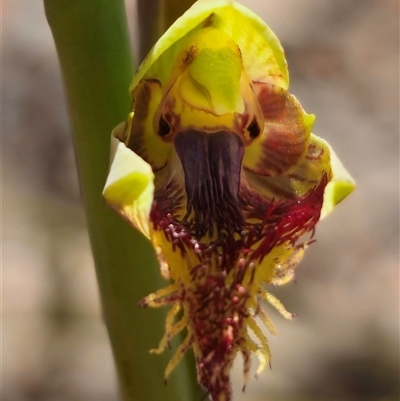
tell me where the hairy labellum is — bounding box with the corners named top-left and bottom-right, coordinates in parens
top-left (103, 1), bottom-right (355, 400)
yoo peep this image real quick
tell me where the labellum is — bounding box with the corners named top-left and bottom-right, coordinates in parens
top-left (103, 1), bottom-right (355, 400)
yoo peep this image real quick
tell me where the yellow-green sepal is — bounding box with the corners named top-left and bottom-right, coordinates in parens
top-left (103, 123), bottom-right (155, 238)
top-left (130, 0), bottom-right (288, 93)
top-left (321, 143), bottom-right (355, 219)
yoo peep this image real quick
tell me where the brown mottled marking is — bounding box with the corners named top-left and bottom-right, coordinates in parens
top-left (259, 125), bottom-right (306, 174)
top-left (253, 82), bottom-right (286, 120)
top-left (306, 142), bottom-right (324, 160)
top-left (127, 79), bottom-right (161, 160)
top-left (184, 45), bottom-right (198, 64)
top-left (202, 13), bottom-right (215, 28)
top-left (253, 81), bottom-right (308, 174)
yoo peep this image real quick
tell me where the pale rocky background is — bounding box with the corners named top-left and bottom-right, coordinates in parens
top-left (3, 0), bottom-right (399, 400)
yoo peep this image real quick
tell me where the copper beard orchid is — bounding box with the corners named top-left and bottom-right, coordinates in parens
top-left (103, 1), bottom-right (355, 400)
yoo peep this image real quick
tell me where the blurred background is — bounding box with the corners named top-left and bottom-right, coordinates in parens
top-left (3, 0), bottom-right (399, 400)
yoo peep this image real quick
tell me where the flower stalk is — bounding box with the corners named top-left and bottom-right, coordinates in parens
top-left (44, 0), bottom-right (201, 400)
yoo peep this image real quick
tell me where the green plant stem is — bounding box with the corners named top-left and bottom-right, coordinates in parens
top-left (44, 1), bottom-right (201, 400)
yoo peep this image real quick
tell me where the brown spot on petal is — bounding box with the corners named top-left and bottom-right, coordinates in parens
top-left (306, 142), bottom-right (324, 160)
top-left (183, 45), bottom-right (198, 65)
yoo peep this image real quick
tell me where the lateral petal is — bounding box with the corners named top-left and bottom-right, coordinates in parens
top-left (103, 124), bottom-right (155, 238)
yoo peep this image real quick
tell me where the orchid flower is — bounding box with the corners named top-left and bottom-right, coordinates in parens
top-left (103, 1), bottom-right (355, 400)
